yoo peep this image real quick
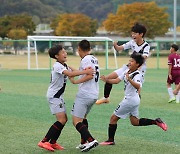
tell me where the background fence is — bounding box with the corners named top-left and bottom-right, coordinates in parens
top-left (0, 39), bottom-right (180, 70)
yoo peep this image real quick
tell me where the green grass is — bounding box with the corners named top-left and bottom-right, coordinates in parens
top-left (0, 69), bottom-right (180, 154)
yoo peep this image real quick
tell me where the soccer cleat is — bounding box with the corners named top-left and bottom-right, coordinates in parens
top-left (155, 118), bottom-right (168, 131)
top-left (100, 140), bottom-right (115, 146)
top-left (38, 141), bottom-right (54, 152)
top-left (51, 143), bottom-right (64, 150)
top-left (96, 97), bottom-right (110, 105)
top-left (176, 100), bottom-right (179, 104)
top-left (76, 142), bottom-right (88, 149)
top-left (168, 97), bottom-right (176, 103)
top-left (81, 140), bottom-right (98, 152)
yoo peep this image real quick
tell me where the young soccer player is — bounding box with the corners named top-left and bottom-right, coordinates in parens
top-left (167, 44), bottom-right (180, 103)
top-left (96, 22), bottom-right (150, 105)
top-left (70, 40), bottom-right (99, 152)
top-left (99, 53), bottom-right (168, 145)
top-left (37, 44), bottom-right (94, 152)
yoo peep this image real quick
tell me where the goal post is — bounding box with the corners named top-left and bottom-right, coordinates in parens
top-left (27, 36), bottom-right (118, 70)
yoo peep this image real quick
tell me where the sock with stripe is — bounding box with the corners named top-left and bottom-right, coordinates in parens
top-left (107, 124), bottom-right (117, 142)
top-left (76, 122), bottom-right (94, 143)
top-left (139, 118), bottom-right (156, 126)
top-left (104, 83), bottom-right (112, 98)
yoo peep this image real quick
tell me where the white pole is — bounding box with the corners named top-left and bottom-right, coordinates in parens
top-left (174, 0), bottom-right (177, 43)
top-left (27, 39), bottom-right (30, 70)
top-left (34, 41), bottom-right (39, 69)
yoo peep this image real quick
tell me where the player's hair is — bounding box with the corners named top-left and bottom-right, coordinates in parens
top-left (171, 44), bottom-right (179, 51)
top-left (131, 53), bottom-right (144, 67)
top-left (48, 44), bottom-right (63, 59)
top-left (131, 22), bottom-right (147, 37)
top-left (78, 39), bottom-right (90, 51)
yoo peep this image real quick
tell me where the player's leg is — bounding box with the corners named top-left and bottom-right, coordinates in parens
top-left (95, 72), bottom-right (117, 105)
top-left (50, 112), bottom-right (67, 150)
top-left (174, 75), bottom-right (180, 103)
top-left (167, 77), bottom-right (175, 103)
top-left (72, 97), bottom-right (98, 152)
top-left (76, 115), bottom-right (89, 149)
top-left (130, 116), bottom-right (168, 131)
top-left (38, 112), bottom-right (67, 151)
top-left (96, 64), bottom-right (128, 105)
top-left (73, 115), bottom-right (98, 152)
top-left (38, 98), bottom-right (66, 151)
top-left (100, 114), bottom-right (119, 145)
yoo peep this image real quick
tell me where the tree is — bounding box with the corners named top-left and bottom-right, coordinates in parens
top-left (8, 29), bottom-right (27, 54)
top-left (103, 1), bottom-right (171, 39)
top-left (51, 13), bottom-right (98, 54)
top-left (51, 13), bottom-right (97, 36)
top-left (0, 14), bottom-right (35, 39)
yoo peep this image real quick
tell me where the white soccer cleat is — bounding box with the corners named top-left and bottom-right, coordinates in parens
top-left (76, 142), bottom-right (88, 149)
top-left (96, 97), bottom-right (110, 105)
top-left (81, 140), bottom-right (98, 152)
top-left (168, 97), bottom-right (176, 103)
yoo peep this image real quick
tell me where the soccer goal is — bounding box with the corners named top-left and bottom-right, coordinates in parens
top-left (27, 36), bottom-right (118, 70)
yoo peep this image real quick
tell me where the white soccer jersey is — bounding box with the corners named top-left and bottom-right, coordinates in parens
top-left (122, 39), bottom-right (150, 74)
top-left (77, 55), bottom-right (99, 99)
top-left (118, 69), bottom-right (142, 97)
top-left (122, 40), bottom-right (150, 57)
top-left (46, 62), bottom-right (68, 99)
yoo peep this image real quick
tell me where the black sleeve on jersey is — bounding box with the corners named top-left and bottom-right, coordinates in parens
top-left (139, 44), bottom-right (149, 54)
top-left (130, 72), bottom-right (139, 80)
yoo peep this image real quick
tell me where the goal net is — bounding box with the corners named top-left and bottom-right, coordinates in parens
top-left (27, 36), bottom-right (118, 70)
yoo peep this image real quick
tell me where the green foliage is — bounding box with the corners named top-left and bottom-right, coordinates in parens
top-left (0, 14), bottom-right (35, 39)
top-left (103, 2), bottom-right (171, 39)
top-left (0, 0), bottom-right (179, 25)
top-left (51, 13), bottom-right (98, 36)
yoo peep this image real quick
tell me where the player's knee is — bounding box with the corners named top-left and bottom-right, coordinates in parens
top-left (110, 114), bottom-right (119, 123)
top-left (59, 118), bottom-right (68, 125)
top-left (130, 120), bottom-right (139, 126)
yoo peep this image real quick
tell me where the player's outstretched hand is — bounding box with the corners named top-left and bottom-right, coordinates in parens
top-left (100, 75), bottom-right (106, 82)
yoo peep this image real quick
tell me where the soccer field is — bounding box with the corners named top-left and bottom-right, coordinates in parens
top-left (0, 68), bottom-right (180, 154)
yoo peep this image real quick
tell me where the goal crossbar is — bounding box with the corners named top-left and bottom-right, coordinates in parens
top-left (27, 36), bottom-right (118, 70)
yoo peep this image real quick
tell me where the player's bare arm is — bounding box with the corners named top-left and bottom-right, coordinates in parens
top-left (100, 75), bottom-right (121, 84)
top-left (113, 42), bottom-right (124, 52)
top-left (63, 67), bottom-right (93, 77)
top-left (168, 64), bottom-right (172, 80)
top-left (71, 74), bottom-right (93, 84)
top-left (126, 73), bottom-right (140, 89)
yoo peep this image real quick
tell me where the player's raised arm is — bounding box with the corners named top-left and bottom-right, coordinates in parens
top-left (100, 75), bottom-right (121, 84)
top-left (113, 41), bottom-right (124, 52)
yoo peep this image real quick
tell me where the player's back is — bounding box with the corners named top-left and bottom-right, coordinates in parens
top-left (77, 55), bottom-right (99, 99)
top-left (168, 53), bottom-right (180, 70)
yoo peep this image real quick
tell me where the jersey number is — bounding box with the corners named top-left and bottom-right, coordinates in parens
top-left (174, 58), bottom-right (180, 67)
top-left (95, 66), bottom-right (99, 82)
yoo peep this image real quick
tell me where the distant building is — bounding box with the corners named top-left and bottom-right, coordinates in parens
top-left (34, 24), bottom-right (53, 36)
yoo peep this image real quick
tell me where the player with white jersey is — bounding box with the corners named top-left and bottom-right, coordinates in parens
top-left (96, 22), bottom-right (150, 105)
top-left (99, 53), bottom-right (168, 146)
top-left (38, 44), bottom-right (94, 152)
top-left (70, 40), bottom-right (99, 152)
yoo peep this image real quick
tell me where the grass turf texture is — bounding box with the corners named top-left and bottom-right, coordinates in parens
top-left (0, 69), bottom-right (180, 154)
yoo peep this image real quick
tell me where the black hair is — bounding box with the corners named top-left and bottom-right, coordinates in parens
top-left (130, 53), bottom-right (144, 67)
top-left (78, 39), bottom-right (90, 51)
top-left (131, 22), bottom-right (147, 37)
top-left (171, 44), bottom-right (179, 51)
top-left (48, 44), bottom-right (63, 59)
